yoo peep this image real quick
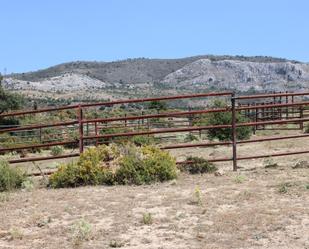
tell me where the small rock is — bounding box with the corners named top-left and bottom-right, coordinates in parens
top-left (292, 161), bottom-right (309, 169)
top-left (214, 171), bottom-right (223, 176)
top-left (0, 230), bottom-right (9, 238)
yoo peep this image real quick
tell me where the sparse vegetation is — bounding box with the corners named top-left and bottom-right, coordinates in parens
top-left (9, 227), bottom-right (24, 240)
top-left (181, 156), bottom-right (217, 174)
top-left (0, 160), bottom-right (26, 192)
top-left (0, 192), bottom-right (10, 202)
top-left (278, 182), bottom-right (292, 194)
top-left (142, 212), bottom-right (153, 225)
top-left (263, 157), bottom-right (279, 168)
top-left (50, 145), bottom-right (64, 156)
top-left (234, 174), bottom-right (246, 184)
top-left (130, 135), bottom-right (155, 146)
top-left (71, 219), bottom-right (92, 245)
top-left (21, 178), bottom-right (34, 191)
top-left (192, 185), bottom-right (202, 206)
top-left (184, 133), bottom-right (198, 142)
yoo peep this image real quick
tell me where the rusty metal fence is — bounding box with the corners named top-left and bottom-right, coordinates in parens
top-left (1, 91), bottom-right (309, 175)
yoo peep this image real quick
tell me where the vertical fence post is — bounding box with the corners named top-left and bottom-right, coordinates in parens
top-left (254, 104), bottom-right (258, 134)
top-left (39, 127), bottom-right (42, 143)
top-left (231, 92), bottom-right (237, 171)
top-left (78, 105), bottom-right (84, 153)
top-left (286, 91), bottom-right (289, 120)
top-left (95, 121), bottom-right (98, 146)
top-left (300, 106), bottom-right (304, 130)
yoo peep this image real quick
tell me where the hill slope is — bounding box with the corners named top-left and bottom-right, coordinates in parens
top-left (4, 55), bottom-right (309, 100)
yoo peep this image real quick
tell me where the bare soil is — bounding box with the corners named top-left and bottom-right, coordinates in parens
top-left (0, 165), bottom-right (308, 248)
top-left (0, 129), bottom-right (309, 249)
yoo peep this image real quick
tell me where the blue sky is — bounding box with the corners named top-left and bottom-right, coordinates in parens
top-left (1, 0), bottom-right (309, 73)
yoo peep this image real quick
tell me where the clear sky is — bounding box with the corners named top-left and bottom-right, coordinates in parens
top-left (1, 0), bottom-right (309, 73)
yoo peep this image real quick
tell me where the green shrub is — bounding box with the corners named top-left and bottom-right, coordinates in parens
top-left (114, 145), bottom-right (177, 185)
top-left (0, 160), bottom-right (26, 191)
top-left (194, 100), bottom-right (252, 141)
top-left (49, 144), bottom-right (177, 188)
top-left (148, 100), bottom-right (167, 111)
top-left (0, 117), bottom-right (20, 128)
top-left (181, 156), bottom-right (217, 174)
top-left (50, 146), bottom-right (64, 156)
top-left (49, 161), bottom-right (109, 188)
top-left (184, 133), bottom-right (198, 142)
top-left (130, 135), bottom-right (155, 146)
top-left (49, 145), bottom-right (117, 188)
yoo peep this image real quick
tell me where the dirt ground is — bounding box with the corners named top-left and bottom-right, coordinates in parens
top-left (0, 129), bottom-right (309, 249)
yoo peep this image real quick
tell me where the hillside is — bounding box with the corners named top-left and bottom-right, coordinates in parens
top-left (4, 55), bottom-right (309, 101)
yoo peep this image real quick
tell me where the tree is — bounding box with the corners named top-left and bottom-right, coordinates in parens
top-left (0, 74), bottom-right (24, 114)
top-left (194, 100), bottom-right (252, 141)
top-left (148, 100), bottom-right (167, 111)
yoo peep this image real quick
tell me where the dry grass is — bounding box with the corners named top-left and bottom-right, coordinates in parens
top-left (0, 129), bottom-right (308, 248)
top-left (0, 165), bottom-right (308, 249)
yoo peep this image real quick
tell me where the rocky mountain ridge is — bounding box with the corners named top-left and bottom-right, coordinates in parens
top-left (4, 55), bottom-right (309, 99)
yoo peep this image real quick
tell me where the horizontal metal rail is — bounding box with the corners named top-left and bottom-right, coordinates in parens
top-left (237, 150), bottom-right (309, 160)
top-left (8, 153), bottom-right (80, 164)
top-left (161, 141), bottom-right (231, 149)
top-left (238, 117), bottom-right (309, 127)
top-left (177, 149), bottom-right (309, 165)
top-left (162, 133), bottom-right (309, 150)
top-left (0, 140), bottom-right (78, 153)
top-left (0, 121), bottom-right (78, 133)
top-left (83, 117), bottom-right (309, 140)
top-left (0, 105), bottom-right (79, 118)
top-left (83, 124), bottom-right (232, 140)
top-left (0, 92), bottom-right (232, 118)
top-left (234, 92), bottom-right (309, 100)
top-left (81, 92), bottom-right (233, 108)
top-left (237, 100), bottom-right (309, 111)
top-left (82, 108), bottom-right (229, 124)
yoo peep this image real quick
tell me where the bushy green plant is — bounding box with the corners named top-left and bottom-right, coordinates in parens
top-left (49, 144), bottom-right (177, 188)
top-left (50, 146), bottom-right (64, 156)
top-left (148, 100), bottom-right (167, 111)
top-left (0, 84), bottom-right (24, 114)
top-left (184, 133), bottom-right (198, 142)
top-left (181, 156), bottom-right (217, 174)
top-left (49, 145), bottom-right (117, 188)
top-left (194, 100), bottom-right (252, 141)
top-left (0, 117), bottom-right (20, 128)
top-left (0, 160), bottom-right (26, 191)
top-left (130, 135), bottom-right (155, 146)
top-left (115, 145), bottom-right (177, 185)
